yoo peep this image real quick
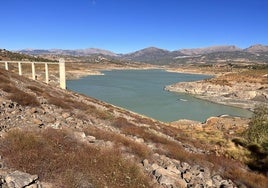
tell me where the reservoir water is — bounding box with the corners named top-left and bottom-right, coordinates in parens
top-left (67, 69), bottom-right (252, 122)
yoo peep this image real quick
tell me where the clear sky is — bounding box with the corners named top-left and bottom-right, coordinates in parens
top-left (1, 0), bottom-right (268, 53)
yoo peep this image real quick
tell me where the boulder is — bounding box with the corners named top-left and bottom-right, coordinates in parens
top-left (5, 171), bottom-right (38, 188)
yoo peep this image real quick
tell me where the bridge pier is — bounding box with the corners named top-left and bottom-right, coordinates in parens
top-left (45, 63), bottom-right (49, 84)
top-left (5, 62), bottom-right (8, 70)
top-left (0, 59), bottom-right (66, 89)
top-left (18, 62), bottom-right (22, 75)
top-left (32, 62), bottom-right (36, 80)
top-left (59, 58), bottom-right (66, 89)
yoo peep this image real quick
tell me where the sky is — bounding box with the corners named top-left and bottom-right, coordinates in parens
top-left (1, 0), bottom-right (268, 53)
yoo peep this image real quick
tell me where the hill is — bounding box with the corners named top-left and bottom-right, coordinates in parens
top-left (18, 48), bottom-right (118, 57)
top-left (244, 44), bottom-right (268, 53)
top-left (0, 49), bottom-right (53, 62)
top-left (16, 44), bottom-right (268, 65)
top-left (0, 67), bottom-right (268, 187)
top-left (178, 45), bottom-right (241, 55)
top-left (123, 45), bottom-right (268, 65)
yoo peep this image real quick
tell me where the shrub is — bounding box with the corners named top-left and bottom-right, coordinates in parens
top-left (243, 105), bottom-right (268, 173)
top-left (85, 126), bottom-right (151, 159)
top-left (245, 105), bottom-right (268, 145)
top-left (8, 90), bottom-right (40, 107)
top-left (0, 129), bottom-right (152, 188)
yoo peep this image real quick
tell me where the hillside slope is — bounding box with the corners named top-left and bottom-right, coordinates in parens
top-left (0, 68), bottom-right (267, 187)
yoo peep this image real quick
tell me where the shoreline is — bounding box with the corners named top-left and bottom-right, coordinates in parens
top-left (66, 66), bottom-right (257, 120)
top-left (66, 65), bottom-right (267, 119)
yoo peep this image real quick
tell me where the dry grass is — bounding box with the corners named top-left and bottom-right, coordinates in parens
top-left (111, 117), bottom-right (268, 188)
top-left (27, 85), bottom-right (44, 94)
top-left (8, 90), bottom-right (40, 106)
top-left (209, 68), bottom-right (268, 85)
top-left (85, 126), bottom-right (151, 159)
top-left (0, 68), bottom-right (40, 106)
top-left (0, 129), bottom-right (152, 188)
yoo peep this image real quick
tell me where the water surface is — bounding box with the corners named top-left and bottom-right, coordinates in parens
top-left (67, 69), bottom-right (252, 122)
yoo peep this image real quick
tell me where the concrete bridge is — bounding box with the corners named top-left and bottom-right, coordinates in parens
top-left (0, 59), bottom-right (66, 89)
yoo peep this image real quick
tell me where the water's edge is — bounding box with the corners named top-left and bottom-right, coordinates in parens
top-left (67, 69), bottom-right (252, 122)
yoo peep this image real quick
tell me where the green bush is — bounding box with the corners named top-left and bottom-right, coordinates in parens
top-left (246, 105), bottom-right (268, 146)
top-left (244, 105), bottom-right (268, 173)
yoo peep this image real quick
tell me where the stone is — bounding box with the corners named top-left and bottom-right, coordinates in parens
top-left (42, 115), bottom-right (55, 123)
top-left (87, 135), bottom-right (96, 143)
top-left (182, 170), bottom-right (192, 183)
top-left (0, 161), bottom-right (4, 169)
top-left (142, 159), bottom-right (149, 168)
top-left (73, 131), bottom-right (86, 141)
top-left (212, 174), bottom-right (223, 187)
top-left (62, 112), bottom-right (70, 119)
top-left (180, 162), bottom-right (191, 171)
top-left (166, 164), bottom-right (181, 175)
top-left (153, 166), bottom-right (187, 187)
top-left (151, 163), bottom-right (160, 171)
top-left (29, 108), bottom-right (38, 114)
top-left (5, 171), bottom-right (38, 188)
top-left (32, 118), bottom-right (42, 125)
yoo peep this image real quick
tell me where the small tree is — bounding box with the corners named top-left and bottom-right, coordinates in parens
top-left (244, 105), bottom-right (268, 173)
top-left (246, 105), bottom-right (268, 147)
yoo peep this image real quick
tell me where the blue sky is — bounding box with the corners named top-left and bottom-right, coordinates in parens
top-left (1, 0), bottom-right (268, 53)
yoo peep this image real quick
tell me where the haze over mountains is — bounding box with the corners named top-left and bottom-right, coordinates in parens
top-left (16, 44), bottom-right (268, 64)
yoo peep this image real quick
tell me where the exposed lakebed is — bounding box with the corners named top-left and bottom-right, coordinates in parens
top-left (67, 69), bottom-right (252, 122)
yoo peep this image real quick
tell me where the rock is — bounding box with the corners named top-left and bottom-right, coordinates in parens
top-left (0, 161), bottom-right (4, 169)
top-left (212, 174), bottom-right (223, 187)
top-left (42, 115), bottom-right (55, 123)
top-left (86, 135), bottom-right (96, 143)
top-left (134, 137), bottom-right (144, 143)
top-left (5, 171), bottom-right (38, 188)
top-left (31, 118), bottom-right (42, 125)
top-left (165, 164), bottom-right (181, 174)
top-left (158, 174), bottom-right (187, 188)
top-left (62, 112), bottom-right (70, 119)
top-left (180, 162), bottom-right (191, 172)
top-left (152, 164), bottom-right (187, 187)
top-left (50, 121), bottom-right (61, 129)
top-left (182, 170), bottom-right (192, 183)
top-left (29, 108), bottom-right (38, 114)
top-left (142, 159), bottom-right (149, 168)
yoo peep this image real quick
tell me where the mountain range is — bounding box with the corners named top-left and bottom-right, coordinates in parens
top-left (16, 44), bottom-right (268, 64)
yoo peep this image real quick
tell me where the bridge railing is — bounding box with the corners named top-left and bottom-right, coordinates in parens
top-left (0, 58), bottom-right (66, 89)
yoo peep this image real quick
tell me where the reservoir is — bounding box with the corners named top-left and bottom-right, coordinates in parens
top-left (67, 69), bottom-right (252, 122)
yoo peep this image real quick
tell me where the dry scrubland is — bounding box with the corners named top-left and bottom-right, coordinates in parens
top-left (0, 67), bottom-right (268, 187)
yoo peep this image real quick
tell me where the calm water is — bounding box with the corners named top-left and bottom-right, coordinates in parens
top-left (67, 69), bottom-right (252, 122)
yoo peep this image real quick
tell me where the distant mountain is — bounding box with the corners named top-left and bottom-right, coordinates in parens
top-left (244, 44), bottom-right (268, 53)
top-left (16, 44), bottom-right (268, 65)
top-left (18, 48), bottom-right (118, 57)
top-left (122, 47), bottom-right (184, 63)
top-left (178, 45), bottom-right (241, 55)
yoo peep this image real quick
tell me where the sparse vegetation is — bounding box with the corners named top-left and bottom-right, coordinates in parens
top-left (0, 129), bottom-right (152, 188)
top-left (242, 105), bottom-right (268, 173)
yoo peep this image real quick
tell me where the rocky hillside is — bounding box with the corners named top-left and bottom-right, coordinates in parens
top-left (166, 68), bottom-right (268, 110)
top-left (244, 44), bottom-right (268, 53)
top-left (179, 45), bottom-right (241, 55)
top-left (0, 68), bottom-right (268, 187)
top-left (0, 49), bottom-right (52, 62)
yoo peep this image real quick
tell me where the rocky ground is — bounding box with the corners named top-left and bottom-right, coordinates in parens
top-left (165, 68), bottom-right (268, 110)
top-left (0, 68), bottom-right (268, 187)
